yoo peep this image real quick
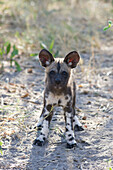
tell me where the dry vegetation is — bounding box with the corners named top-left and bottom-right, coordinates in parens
top-left (0, 0), bottom-right (113, 55)
top-left (0, 0), bottom-right (113, 169)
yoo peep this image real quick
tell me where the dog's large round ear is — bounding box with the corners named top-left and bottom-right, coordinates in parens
top-left (39, 49), bottom-right (55, 67)
top-left (64, 51), bottom-right (80, 68)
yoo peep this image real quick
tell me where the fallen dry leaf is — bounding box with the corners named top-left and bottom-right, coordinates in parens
top-left (0, 117), bottom-right (15, 121)
top-left (84, 125), bottom-right (87, 128)
top-left (21, 155), bottom-right (26, 159)
top-left (9, 83), bottom-right (16, 86)
top-left (82, 116), bottom-right (87, 120)
top-left (87, 101), bottom-right (91, 104)
top-left (82, 90), bottom-right (89, 95)
top-left (4, 86), bottom-right (10, 92)
top-left (7, 118), bottom-right (15, 121)
top-left (27, 68), bottom-right (33, 73)
top-left (9, 82), bottom-right (25, 89)
top-left (3, 130), bottom-right (15, 137)
top-left (22, 99), bottom-right (40, 105)
top-left (20, 84), bottom-right (25, 89)
top-left (78, 84), bottom-right (83, 88)
top-left (21, 93), bottom-right (29, 98)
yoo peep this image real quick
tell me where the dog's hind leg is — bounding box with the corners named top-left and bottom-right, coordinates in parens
top-left (64, 106), bottom-right (77, 148)
top-left (72, 82), bottom-right (84, 131)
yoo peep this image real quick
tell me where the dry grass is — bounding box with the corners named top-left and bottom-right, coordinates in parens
top-left (0, 0), bottom-right (113, 57)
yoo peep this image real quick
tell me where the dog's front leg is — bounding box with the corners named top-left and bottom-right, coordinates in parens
top-left (34, 104), bottom-right (53, 146)
top-left (37, 107), bottom-right (46, 128)
top-left (64, 106), bottom-right (76, 148)
top-left (73, 115), bottom-right (84, 131)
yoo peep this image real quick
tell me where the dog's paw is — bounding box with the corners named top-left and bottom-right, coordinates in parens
top-left (33, 138), bottom-right (45, 146)
top-left (33, 135), bottom-right (46, 146)
top-left (66, 142), bottom-right (76, 149)
top-left (74, 125), bottom-right (84, 131)
top-left (66, 138), bottom-right (77, 149)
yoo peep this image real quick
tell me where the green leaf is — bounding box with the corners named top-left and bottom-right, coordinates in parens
top-left (0, 148), bottom-right (3, 156)
top-left (0, 48), bottom-right (3, 56)
top-left (14, 61), bottom-right (21, 71)
top-left (4, 41), bottom-right (9, 47)
top-left (49, 39), bottom-right (54, 51)
top-left (0, 141), bottom-right (2, 146)
top-left (40, 42), bottom-right (47, 49)
top-left (13, 45), bottom-right (18, 55)
top-left (30, 53), bottom-right (38, 57)
top-left (109, 168), bottom-right (112, 170)
top-left (11, 45), bottom-right (18, 59)
top-left (103, 26), bottom-right (109, 31)
top-left (2, 46), bottom-right (5, 55)
top-left (109, 24), bottom-right (111, 28)
top-left (0, 141), bottom-right (3, 156)
top-left (6, 43), bottom-right (11, 54)
top-left (108, 20), bottom-right (112, 24)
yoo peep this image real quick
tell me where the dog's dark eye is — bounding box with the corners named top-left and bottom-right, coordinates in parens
top-left (49, 71), bottom-right (55, 76)
top-left (62, 71), bottom-right (68, 76)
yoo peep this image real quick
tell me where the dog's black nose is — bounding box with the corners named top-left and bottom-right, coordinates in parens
top-left (55, 78), bottom-right (61, 84)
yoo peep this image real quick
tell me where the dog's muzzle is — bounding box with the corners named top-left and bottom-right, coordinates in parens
top-left (55, 77), bottom-right (61, 85)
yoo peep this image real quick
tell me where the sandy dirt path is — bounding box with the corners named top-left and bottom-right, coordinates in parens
top-left (0, 51), bottom-right (113, 170)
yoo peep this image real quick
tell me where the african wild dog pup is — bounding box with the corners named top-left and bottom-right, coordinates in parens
top-left (33, 49), bottom-right (83, 148)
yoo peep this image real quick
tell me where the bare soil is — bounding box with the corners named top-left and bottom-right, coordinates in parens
top-left (0, 50), bottom-right (113, 169)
